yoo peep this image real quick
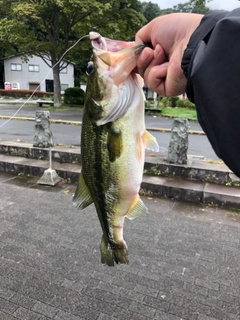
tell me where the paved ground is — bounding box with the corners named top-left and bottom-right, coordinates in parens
top-left (0, 172), bottom-right (239, 320)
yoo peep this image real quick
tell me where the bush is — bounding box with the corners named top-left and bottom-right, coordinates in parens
top-left (176, 98), bottom-right (195, 109)
top-left (161, 96), bottom-right (180, 108)
top-left (160, 97), bottom-right (167, 107)
top-left (0, 89), bottom-right (53, 99)
top-left (63, 87), bottom-right (85, 105)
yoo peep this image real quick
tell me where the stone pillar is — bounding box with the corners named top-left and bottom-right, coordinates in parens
top-left (33, 111), bottom-right (54, 148)
top-left (166, 118), bottom-right (189, 164)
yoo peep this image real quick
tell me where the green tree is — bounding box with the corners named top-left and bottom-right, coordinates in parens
top-left (0, 0), bottom-right (146, 106)
top-left (160, 0), bottom-right (211, 14)
top-left (172, 2), bottom-right (193, 12)
top-left (141, 1), bottom-right (161, 23)
top-left (189, 0), bottom-right (211, 13)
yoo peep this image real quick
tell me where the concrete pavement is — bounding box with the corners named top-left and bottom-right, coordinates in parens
top-left (0, 171), bottom-right (240, 320)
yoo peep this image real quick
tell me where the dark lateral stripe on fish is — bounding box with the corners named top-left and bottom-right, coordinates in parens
top-left (92, 123), bottom-right (117, 247)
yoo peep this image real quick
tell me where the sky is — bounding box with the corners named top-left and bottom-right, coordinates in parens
top-left (151, 0), bottom-right (240, 11)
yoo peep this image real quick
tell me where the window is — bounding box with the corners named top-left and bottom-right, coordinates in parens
top-left (29, 64), bottom-right (39, 72)
top-left (60, 67), bottom-right (67, 74)
top-left (11, 63), bottom-right (22, 71)
top-left (61, 84), bottom-right (68, 91)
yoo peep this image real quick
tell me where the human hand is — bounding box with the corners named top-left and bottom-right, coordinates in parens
top-left (135, 13), bottom-right (203, 96)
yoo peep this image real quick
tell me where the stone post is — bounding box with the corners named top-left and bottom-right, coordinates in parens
top-left (33, 111), bottom-right (54, 148)
top-left (33, 111), bottom-right (62, 186)
top-left (166, 118), bottom-right (189, 164)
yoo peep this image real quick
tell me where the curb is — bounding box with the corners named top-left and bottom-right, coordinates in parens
top-left (0, 141), bottom-right (240, 209)
top-left (141, 175), bottom-right (240, 209)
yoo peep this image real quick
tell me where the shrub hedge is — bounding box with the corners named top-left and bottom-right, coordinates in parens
top-left (176, 98), bottom-right (195, 109)
top-left (161, 96), bottom-right (195, 109)
top-left (161, 96), bottom-right (180, 108)
top-left (0, 89), bottom-right (53, 98)
top-left (63, 87), bottom-right (85, 105)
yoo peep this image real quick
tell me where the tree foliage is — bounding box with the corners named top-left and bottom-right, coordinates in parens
top-left (0, 0), bottom-right (146, 106)
top-left (188, 0), bottom-right (212, 13)
top-left (160, 0), bottom-right (211, 14)
top-left (140, 2), bottom-right (162, 23)
top-left (0, 0), bottom-right (214, 102)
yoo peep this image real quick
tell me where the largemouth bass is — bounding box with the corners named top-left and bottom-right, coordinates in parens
top-left (73, 32), bottom-right (159, 266)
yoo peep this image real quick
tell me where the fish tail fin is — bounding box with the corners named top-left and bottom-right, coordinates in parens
top-left (100, 236), bottom-right (129, 267)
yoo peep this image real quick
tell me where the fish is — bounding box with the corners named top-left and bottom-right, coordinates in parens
top-left (73, 32), bottom-right (159, 266)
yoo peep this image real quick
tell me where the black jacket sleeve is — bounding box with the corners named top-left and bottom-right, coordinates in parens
top-left (181, 8), bottom-right (240, 177)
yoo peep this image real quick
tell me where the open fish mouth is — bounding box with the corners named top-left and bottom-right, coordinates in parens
top-left (88, 31), bottom-right (145, 88)
top-left (89, 31), bottom-right (144, 55)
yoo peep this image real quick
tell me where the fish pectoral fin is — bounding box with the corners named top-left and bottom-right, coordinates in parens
top-left (72, 174), bottom-right (93, 210)
top-left (126, 196), bottom-right (149, 220)
top-left (107, 126), bottom-right (123, 162)
top-left (144, 130), bottom-right (159, 152)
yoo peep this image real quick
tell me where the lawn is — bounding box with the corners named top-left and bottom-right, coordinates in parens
top-left (160, 106), bottom-right (197, 120)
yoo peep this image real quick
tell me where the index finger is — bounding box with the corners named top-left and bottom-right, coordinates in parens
top-left (135, 22), bottom-right (154, 46)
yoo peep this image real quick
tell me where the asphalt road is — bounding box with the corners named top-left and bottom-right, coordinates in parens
top-left (0, 103), bottom-right (220, 161)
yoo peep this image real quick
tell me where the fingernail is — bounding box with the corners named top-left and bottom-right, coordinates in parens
top-left (141, 48), bottom-right (150, 61)
top-left (154, 44), bottom-right (162, 58)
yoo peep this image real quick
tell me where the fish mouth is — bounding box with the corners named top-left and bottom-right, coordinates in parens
top-left (89, 32), bottom-right (145, 88)
top-left (89, 31), bottom-right (144, 55)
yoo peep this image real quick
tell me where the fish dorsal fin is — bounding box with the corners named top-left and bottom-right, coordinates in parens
top-left (73, 173), bottom-right (93, 209)
top-left (126, 195), bottom-right (149, 220)
top-left (107, 126), bottom-right (123, 162)
top-left (144, 130), bottom-right (159, 152)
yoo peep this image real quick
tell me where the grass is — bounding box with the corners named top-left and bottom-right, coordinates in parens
top-left (160, 106), bottom-right (197, 120)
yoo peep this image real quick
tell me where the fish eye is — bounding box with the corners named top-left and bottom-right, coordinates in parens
top-left (86, 61), bottom-right (94, 76)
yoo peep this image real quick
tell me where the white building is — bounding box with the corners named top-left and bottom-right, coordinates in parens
top-left (3, 55), bottom-right (75, 92)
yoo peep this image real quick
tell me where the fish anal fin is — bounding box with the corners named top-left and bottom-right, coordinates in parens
top-left (144, 130), bottom-right (159, 152)
top-left (126, 195), bottom-right (149, 220)
top-left (107, 126), bottom-right (123, 162)
top-left (73, 173), bottom-right (93, 209)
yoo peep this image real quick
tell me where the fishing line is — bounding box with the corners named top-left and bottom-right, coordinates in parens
top-left (0, 34), bottom-right (89, 129)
